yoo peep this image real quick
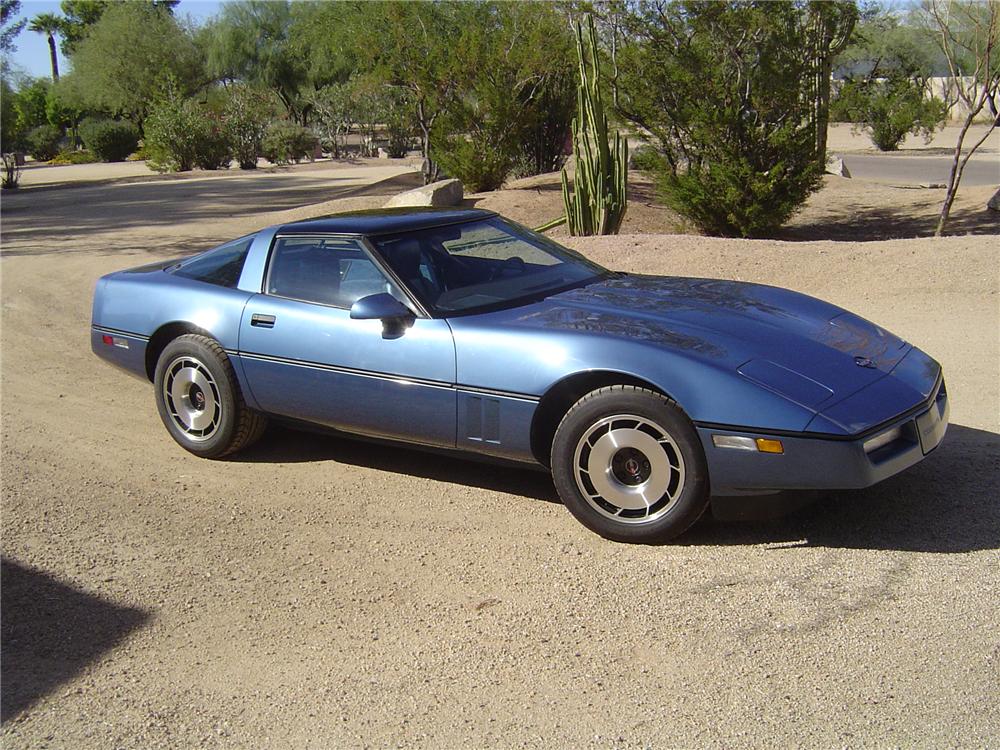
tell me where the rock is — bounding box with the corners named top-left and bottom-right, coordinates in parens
top-left (920, 182), bottom-right (946, 189)
top-left (384, 178), bottom-right (464, 208)
top-left (826, 155), bottom-right (851, 178)
top-left (988, 188), bottom-right (1000, 212)
top-left (377, 148), bottom-right (390, 159)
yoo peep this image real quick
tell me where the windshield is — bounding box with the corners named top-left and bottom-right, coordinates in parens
top-left (369, 217), bottom-right (609, 315)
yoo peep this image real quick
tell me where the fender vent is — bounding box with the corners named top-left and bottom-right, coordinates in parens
top-left (466, 396), bottom-right (500, 444)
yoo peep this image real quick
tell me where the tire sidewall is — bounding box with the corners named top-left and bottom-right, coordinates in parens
top-left (153, 335), bottom-right (240, 458)
top-left (551, 389), bottom-right (709, 543)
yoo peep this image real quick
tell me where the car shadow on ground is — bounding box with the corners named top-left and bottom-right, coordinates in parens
top-left (241, 423), bottom-right (997, 554)
top-left (0, 559), bottom-right (150, 724)
top-left (239, 424), bottom-right (560, 503)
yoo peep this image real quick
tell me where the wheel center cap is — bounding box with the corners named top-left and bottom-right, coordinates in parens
top-left (610, 446), bottom-right (652, 486)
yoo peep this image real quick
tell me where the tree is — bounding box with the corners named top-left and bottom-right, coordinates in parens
top-left (45, 79), bottom-right (82, 142)
top-left (1, 0), bottom-right (25, 57)
top-left (309, 81), bottom-right (354, 158)
top-left (353, 1), bottom-right (465, 182)
top-left (59, 0), bottom-right (177, 55)
top-left (12, 77), bottom-right (49, 135)
top-left (921, 0), bottom-right (1000, 235)
top-left (65, 2), bottom-right (204, 128)
top-left (28, 12), bottom-right (62, 81)
top-left (614, 1), bottom-right (826, 238)
top-left (204, 1), bottom-right (307, 123)
top-left (434, 2), bottom-right (577, 190)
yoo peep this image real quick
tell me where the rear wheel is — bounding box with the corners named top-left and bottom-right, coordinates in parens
top-left (153, 334), bottom-right (266, 458)
top-left (551, 385), bottom-right (709, 543)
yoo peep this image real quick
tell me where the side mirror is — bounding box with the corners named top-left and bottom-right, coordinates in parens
top-left (349, 293), bottom-right (415, 339)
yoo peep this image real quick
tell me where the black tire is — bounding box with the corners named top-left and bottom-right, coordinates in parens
top-left (153, 334), bottom-right (267, 458)
top-left (551, 385), bottom-right (709, 543)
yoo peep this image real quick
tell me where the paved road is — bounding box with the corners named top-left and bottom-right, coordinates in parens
top-left (841, 153), bottom-right (999, 186)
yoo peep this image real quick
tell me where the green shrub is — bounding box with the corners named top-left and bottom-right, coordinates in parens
top-left (629, 145), bottom-right (662, 172)
top-left (612, 2), bottom-right (827, 237)
top-left (224, 85), bottom-right (271, 169)
top-left (193, 114), bottom-right (232, 170)
top-left (81, 120), bottom-right (140, 162)
top-left (146, 96), bottom-right (231, 172)
top-left (48, 149), bottom-right (100, 165)
top-left (145, 99), bottom-right (200, 172)
top-left (2, 153), bottom-right (21, 189)
top-left (24, 124), bottom-right (63, 161)
top-left (833, 77), bottom-right (947, 151)
top-left (436, 137), bottom-right (511, 193)
top-left (261, 122), bottom-right (318, 165)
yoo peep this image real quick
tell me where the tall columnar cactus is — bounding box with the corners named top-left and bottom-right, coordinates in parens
top-left (561, 15), bottom-right (628, 236)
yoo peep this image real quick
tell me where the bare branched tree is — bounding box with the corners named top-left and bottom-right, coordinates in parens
top-left (923, 0), bottom-right (1000, 236)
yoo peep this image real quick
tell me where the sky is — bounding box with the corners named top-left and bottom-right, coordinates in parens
top-left (6, 0), bottom-right (223, 80)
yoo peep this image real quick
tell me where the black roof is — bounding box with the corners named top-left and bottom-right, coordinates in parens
top-left (277, 207), bottom-right (497, 236)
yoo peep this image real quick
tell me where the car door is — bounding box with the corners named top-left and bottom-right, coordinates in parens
top-left (237, 234), bottom-right (456, 448)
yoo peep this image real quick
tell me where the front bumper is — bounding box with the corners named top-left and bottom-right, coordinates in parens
top-left (699, 379), bottom-right (949, 495)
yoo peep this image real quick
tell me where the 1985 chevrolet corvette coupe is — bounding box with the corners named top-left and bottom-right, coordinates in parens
top-left (92, 208), bottom-right (948, 542)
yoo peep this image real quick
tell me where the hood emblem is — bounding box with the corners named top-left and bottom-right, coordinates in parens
top-left (854, 356), bottom-right (876, 369)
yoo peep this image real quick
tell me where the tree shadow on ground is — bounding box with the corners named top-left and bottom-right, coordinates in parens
top-left (779, 199), bottom-right (999, 241)
top-left (1, 559), bottom-right (149, 723)
top-left (0, 171), bottom-right (423, 255)
top-left (239, 423), bottom-right (997, 554)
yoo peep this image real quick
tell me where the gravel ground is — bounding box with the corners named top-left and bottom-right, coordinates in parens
top-left (1, 167), bottom-right (998, 749)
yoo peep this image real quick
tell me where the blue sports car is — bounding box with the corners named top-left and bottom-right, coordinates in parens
top-left (92, 208), bottom-right (948, 542)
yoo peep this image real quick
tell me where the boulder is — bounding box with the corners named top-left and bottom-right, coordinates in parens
top-left (825, 154), bottom-right (851, 178)
top-left (384, 178), bottom-right (464, 208)
top-left (988, 188), bottom-right (1000, 212)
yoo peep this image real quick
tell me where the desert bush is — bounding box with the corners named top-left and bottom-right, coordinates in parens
top-left (81, 120), bottom-right (140, 162)
top-left (436, 137), bottom-right (511, 192)
top-left (2, 153), bottom-right (21, 189)
top-left (24, 124), bottom-right (62, 161)
top-left (192, 113), bottom-right (232, 170)
top-left (614, 2), bottom-right (825, 237)
top-left (224, 85), bottom-right (272, 169)
top-left (146, 95), bottom-right (231, 172)
top-left (48, 149), bottom-right (100, 165)
top-left (261, 122), bottom-right (318, 165)
top-left (629, 145), bottom-right (662, 172)
top-left (832, 77), bottom-right (947, 151)
top-left (145, 98), bottom-right (201, 171)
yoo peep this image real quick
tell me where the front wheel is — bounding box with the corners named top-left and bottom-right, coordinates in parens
top-left (551, 385), bottom-right (709, 543)
top-left (153, 334), bottom-right (266, 458)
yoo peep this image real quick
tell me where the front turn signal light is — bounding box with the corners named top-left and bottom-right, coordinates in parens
top-left (755, 438), bottom-right (784, 454)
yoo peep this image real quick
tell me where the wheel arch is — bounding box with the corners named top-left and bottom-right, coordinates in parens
top-left (145, 322), bottom-right (220, 381)
top-left (529, 371), bottom-right (678, 467)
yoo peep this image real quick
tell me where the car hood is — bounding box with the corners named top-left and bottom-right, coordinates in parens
top-left (510, 274), bottom-right (912, 411)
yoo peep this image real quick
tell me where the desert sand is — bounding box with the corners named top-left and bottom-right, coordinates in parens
top-left (1, 155), bottom-right (998, 748)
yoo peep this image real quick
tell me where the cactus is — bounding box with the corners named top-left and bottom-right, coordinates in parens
top-left (561, 15), bottom-right (628, 236)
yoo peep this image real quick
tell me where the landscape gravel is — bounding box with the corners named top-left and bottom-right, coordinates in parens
top-left (1, 168), bottom-right (998, 748)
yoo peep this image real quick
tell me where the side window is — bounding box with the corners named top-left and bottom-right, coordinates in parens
top-left (172, 236), bottom-right (254, 288)
top-left (266, 236), bottom-right (406, 309)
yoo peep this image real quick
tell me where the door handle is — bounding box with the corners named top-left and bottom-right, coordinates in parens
top-left (251, 313), bottom-right (276, 328)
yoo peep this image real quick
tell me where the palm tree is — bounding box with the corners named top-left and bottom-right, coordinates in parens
top-left (29, 12), bottom-right (62, 81)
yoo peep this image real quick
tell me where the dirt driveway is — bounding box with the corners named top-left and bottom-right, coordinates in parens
top-left (1, 169), bottom-right (998, 748)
